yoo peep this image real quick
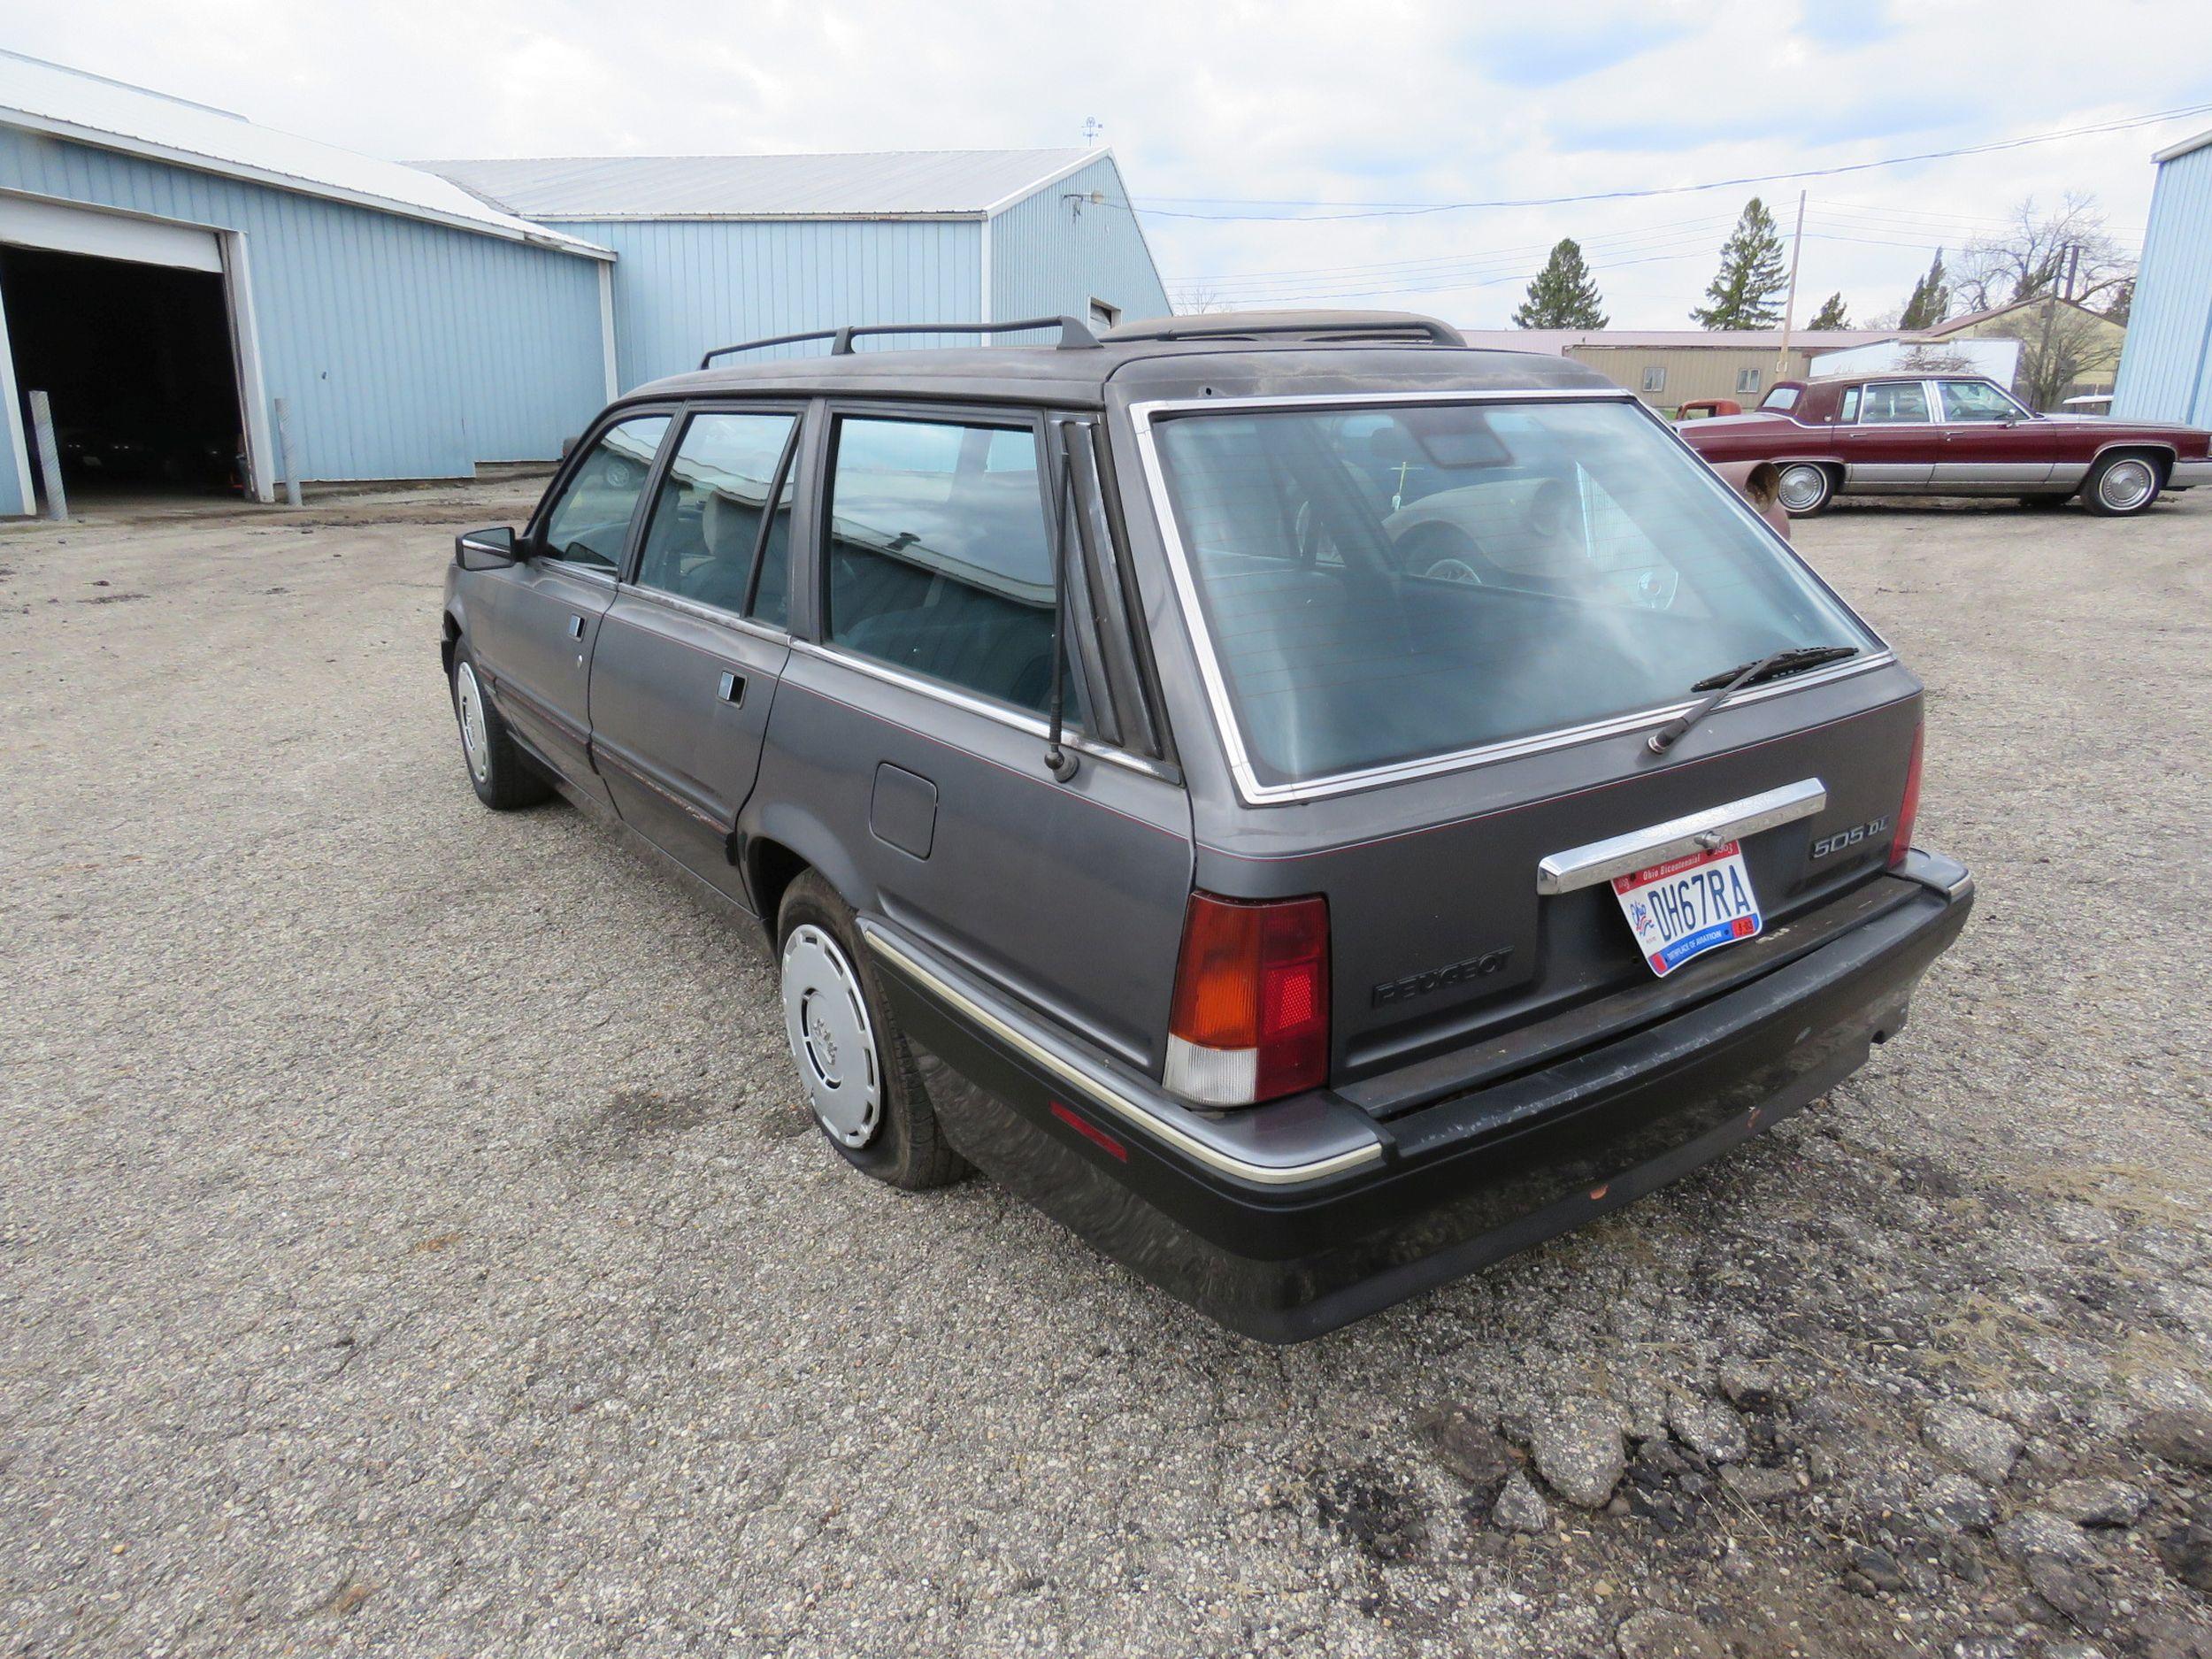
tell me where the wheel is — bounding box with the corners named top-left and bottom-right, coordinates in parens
top-left (2083, 452), bottom-right (2165, 517)
top-left (1397, 523), bottom-right (1498, 586)
top-left (1775, 462), bottom-right (1837, 517)
top-left (449, 641), bottom-right (552, 810)
top-left (777, 871), bottom-right (969, 1190)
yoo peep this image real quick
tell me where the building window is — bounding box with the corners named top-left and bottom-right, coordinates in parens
top-left (1088, 297), bottom-right (1122, 331)
top-left (1640, 365), bottom-right (1667, 395)
top-left (1736, 367), bottom-right (1762, 395)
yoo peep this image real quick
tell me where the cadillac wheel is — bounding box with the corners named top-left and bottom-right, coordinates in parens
top-left (1775, 462), bottom-right (1835, 517)
top-left (2084, 452), bottom-right (2163, 517)
top-left (774, 871), bottom-right (969, 1189)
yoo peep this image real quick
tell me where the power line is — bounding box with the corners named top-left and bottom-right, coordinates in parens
top-left (1125, 103), bottom-right (2212, 221)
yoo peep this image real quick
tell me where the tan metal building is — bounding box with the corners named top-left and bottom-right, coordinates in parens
top-left (1458, 327), bottom-right (1901, 410)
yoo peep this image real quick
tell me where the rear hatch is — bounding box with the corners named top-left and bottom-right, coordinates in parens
top-left (1141, 388), bottom-right (1920, 1087)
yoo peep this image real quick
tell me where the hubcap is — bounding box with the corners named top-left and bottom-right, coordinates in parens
top-left (1777, 465), bottom-right (1828, 513)
top-left (2100, 458), bottom-right (2155, 511)
top-left (1422, 557), bottom-right (1484, 586)
top-left (780, 925), bottom-right (881, 1148)
top-left (455, 662), bottom-right (491, 783)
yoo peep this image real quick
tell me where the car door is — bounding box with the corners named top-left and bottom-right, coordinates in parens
top-left (588, 403), bottom-right (806, 904)
top-left (475, 411), bottom-right (672, 806)
top-left (757, 402), bottom-right (1194, 1071)
top-left (1930, 378), bottom-right (2052, 493)
top-left (1837, 379), bottom-right (1935, 491)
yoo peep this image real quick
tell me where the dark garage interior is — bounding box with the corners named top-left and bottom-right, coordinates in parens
top-left (0, 245), bottom-right (245, 501)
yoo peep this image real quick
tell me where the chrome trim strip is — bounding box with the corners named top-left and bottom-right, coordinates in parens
top-left (1128, 391), bottom-right (1896, 807)
top-left (618, 580), bottom-right (789, 643)
top-left (863, 928), bottom-right (1386, 1186)
top-left (1535, 778), bottom-right (1827, 895)
top-left (788, 638), bottom-right (1179, 783)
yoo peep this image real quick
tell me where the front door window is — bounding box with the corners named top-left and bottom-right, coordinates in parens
top-left (1937, 380), bottom-right (2024, 423)
top-left (538, 416), bottom-right (671, 572)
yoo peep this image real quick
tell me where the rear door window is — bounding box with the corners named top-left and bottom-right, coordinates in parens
top-left (1856, 382), bottom-right (1930, 424)
top-left (634, 411), bottom-right (798, 616)
top-left (823, 414), bottom-right (1081, 719)
top-left (538, 416), bottom-right (670, 572)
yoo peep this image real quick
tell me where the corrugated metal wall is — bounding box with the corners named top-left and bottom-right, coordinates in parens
top-left (988, 155), bottom-right (1169, 339)
top-left (0, 127), bottom-right (606, 505)
top-left (557, 217), bottom-right (982, 389)
top-left (2115, 142), bottom-right (2212, 426)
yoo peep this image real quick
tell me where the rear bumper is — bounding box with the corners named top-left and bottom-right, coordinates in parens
top-left (864, 850), bottom-right (1974, 1342)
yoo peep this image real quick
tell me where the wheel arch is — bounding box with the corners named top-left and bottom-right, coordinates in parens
top-left (2088, 440), bottom-right (2175, 476)
top-left (743, 804), bottom-right (877, 942)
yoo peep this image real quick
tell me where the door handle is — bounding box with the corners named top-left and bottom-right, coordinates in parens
top-left (566, 614), bottom-right (585, 639)
top-left (717, 671), bottom-right (745, 706)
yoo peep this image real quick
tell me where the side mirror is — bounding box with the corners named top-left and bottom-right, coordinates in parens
top-left (456, 525), bottom-right (520, 571)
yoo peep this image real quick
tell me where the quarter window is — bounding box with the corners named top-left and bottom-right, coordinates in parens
top-left (538, 415), bottom-right (670, 571)
top-left (1856, 382), bottom-right (1930, 424)
top-left (824, 415), bottom-right (1079, 718)
top-left (634, 412), bottom-right (798, 615)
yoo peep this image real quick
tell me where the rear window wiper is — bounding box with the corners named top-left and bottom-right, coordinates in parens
top-left (1648, 645), bottom-right (1860, 755)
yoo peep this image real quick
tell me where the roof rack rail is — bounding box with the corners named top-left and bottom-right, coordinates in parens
top-left (1102, 312), bottom-right (1467, 349)
top-left (699, 315), bottom-right (1100, 370)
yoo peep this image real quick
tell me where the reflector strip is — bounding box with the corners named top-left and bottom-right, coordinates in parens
top-left (1050, 1102), bottom-right (1128, 1162)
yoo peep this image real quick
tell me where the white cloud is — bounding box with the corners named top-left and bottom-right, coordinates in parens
top-left (8, 0), bottom-right (2205, 327)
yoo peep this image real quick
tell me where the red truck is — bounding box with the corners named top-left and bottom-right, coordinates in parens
top-left (1677, 373), bottom-right (2212, 518)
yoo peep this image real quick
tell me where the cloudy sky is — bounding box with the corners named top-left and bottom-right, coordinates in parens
top-left (10, 0), bottom-right (2211, 329)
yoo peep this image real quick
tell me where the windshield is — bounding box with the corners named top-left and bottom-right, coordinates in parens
top-left (1148, 397), bottom-right (1879, 789)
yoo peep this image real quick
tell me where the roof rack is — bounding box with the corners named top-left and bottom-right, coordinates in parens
top-left (1102, 311), bottom-right (1467, 349)
top-left (699, 315), bottom-right (1099, 370)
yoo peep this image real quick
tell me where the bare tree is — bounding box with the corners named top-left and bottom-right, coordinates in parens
top-left (1983, 302), bottom-right (2117, 411)
top-left (1172, 283), bottom-right (1233, 316)
top-left (1954, 194), bottom-right (2133, 313)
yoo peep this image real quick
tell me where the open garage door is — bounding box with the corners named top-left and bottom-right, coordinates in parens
top-left (0, 195), bottom-right (269, 511)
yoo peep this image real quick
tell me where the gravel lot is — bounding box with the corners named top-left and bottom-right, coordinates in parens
top-left (4, 481), bottom-right (2211, 1659)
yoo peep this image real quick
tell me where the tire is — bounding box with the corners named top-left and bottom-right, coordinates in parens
top-left (1775, 462), bottom-right (1837, 517)
top-left (1397, 523), bottom-right (1498, 586)
top-left (2083, 452), bottom-right (2166, 517)
top-left (449, 640), bottom-right (552, 810)
top-left (776, 871), bottom-right (970, 1190)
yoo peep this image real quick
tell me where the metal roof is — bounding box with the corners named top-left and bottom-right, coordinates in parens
top-left (0, 50), bottom-right (611, 258)
top-left (2154, 127), bottom-right (2212, 165)
top-left (1457, 327), bottom-right (1903, 353)
top-left (426, 149), bottom-right (1102, 221)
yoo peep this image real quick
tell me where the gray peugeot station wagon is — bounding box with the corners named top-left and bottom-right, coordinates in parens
top-left (441, 310), bottom-right (1973, 1342)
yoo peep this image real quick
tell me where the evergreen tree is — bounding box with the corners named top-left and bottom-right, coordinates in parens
top-left (1512, 238), bottom-right (1609, 329)
top-left (1808, 292), bottom-right (1849, 329)
top-left (1899, 249), bottom-right (1949, 328)
top-left (1691, 198), bottom-right (1789, 328)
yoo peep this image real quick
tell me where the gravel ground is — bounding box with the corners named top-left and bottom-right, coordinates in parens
top-left (3, 482), bottom-right (2210, 1659)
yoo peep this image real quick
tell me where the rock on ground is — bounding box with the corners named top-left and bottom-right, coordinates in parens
top-left (1924, 1402), bottom-right (2024, 1486)
top-left (1491, 1471), bottom-right (1551, 1534)
top-left (1528, 1398), bottom-right (1626, 1509)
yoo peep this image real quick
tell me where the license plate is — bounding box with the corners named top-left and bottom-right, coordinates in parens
top-left (1611, 841), bottom-right (1763, 977)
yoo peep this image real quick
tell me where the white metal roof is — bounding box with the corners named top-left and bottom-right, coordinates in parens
top-left (0, 50), bottom-right (611, 258)
top-left (426, 150), bottom-right (1102, 221)
top-left (2154, 127), bottom-right (2212, 165)
top-left (1456, 327), bottom-right (1906, 354)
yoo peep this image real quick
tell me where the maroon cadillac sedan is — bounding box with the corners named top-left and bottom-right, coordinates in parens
top-left (1678, 372), bottom-right (2212, 518)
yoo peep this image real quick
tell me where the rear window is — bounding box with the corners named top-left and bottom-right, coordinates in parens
top-left (1148, 397), bottom-right (1878, 790)
top-left (1759, 386), bottom-right (1801, 412)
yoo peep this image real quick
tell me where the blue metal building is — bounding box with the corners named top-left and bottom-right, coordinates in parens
top-left (430, 150), bottom-right (1170, 390)
top-left (0, 51), bottom-right (1171, 518)
top-left (2114, 126), bottom-right (2212, 427)
top-left (0, 50), bottom-right (613, 517)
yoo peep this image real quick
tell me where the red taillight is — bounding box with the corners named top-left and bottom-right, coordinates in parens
top-left (1164, 892), bottom-right (1330, 1106)
top-left (1889, 721), bottom-right (1924, 868)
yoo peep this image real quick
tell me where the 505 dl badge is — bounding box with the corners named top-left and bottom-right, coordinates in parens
top-left (1811, 816), bottom-right (1891, 860)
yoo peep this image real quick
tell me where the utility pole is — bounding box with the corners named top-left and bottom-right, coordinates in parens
top-left (1775, 189), bottom-right (1807, 383)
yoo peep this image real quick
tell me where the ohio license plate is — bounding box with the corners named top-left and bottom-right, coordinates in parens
top-left (1611, 841), bottom-right (1763, 977)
